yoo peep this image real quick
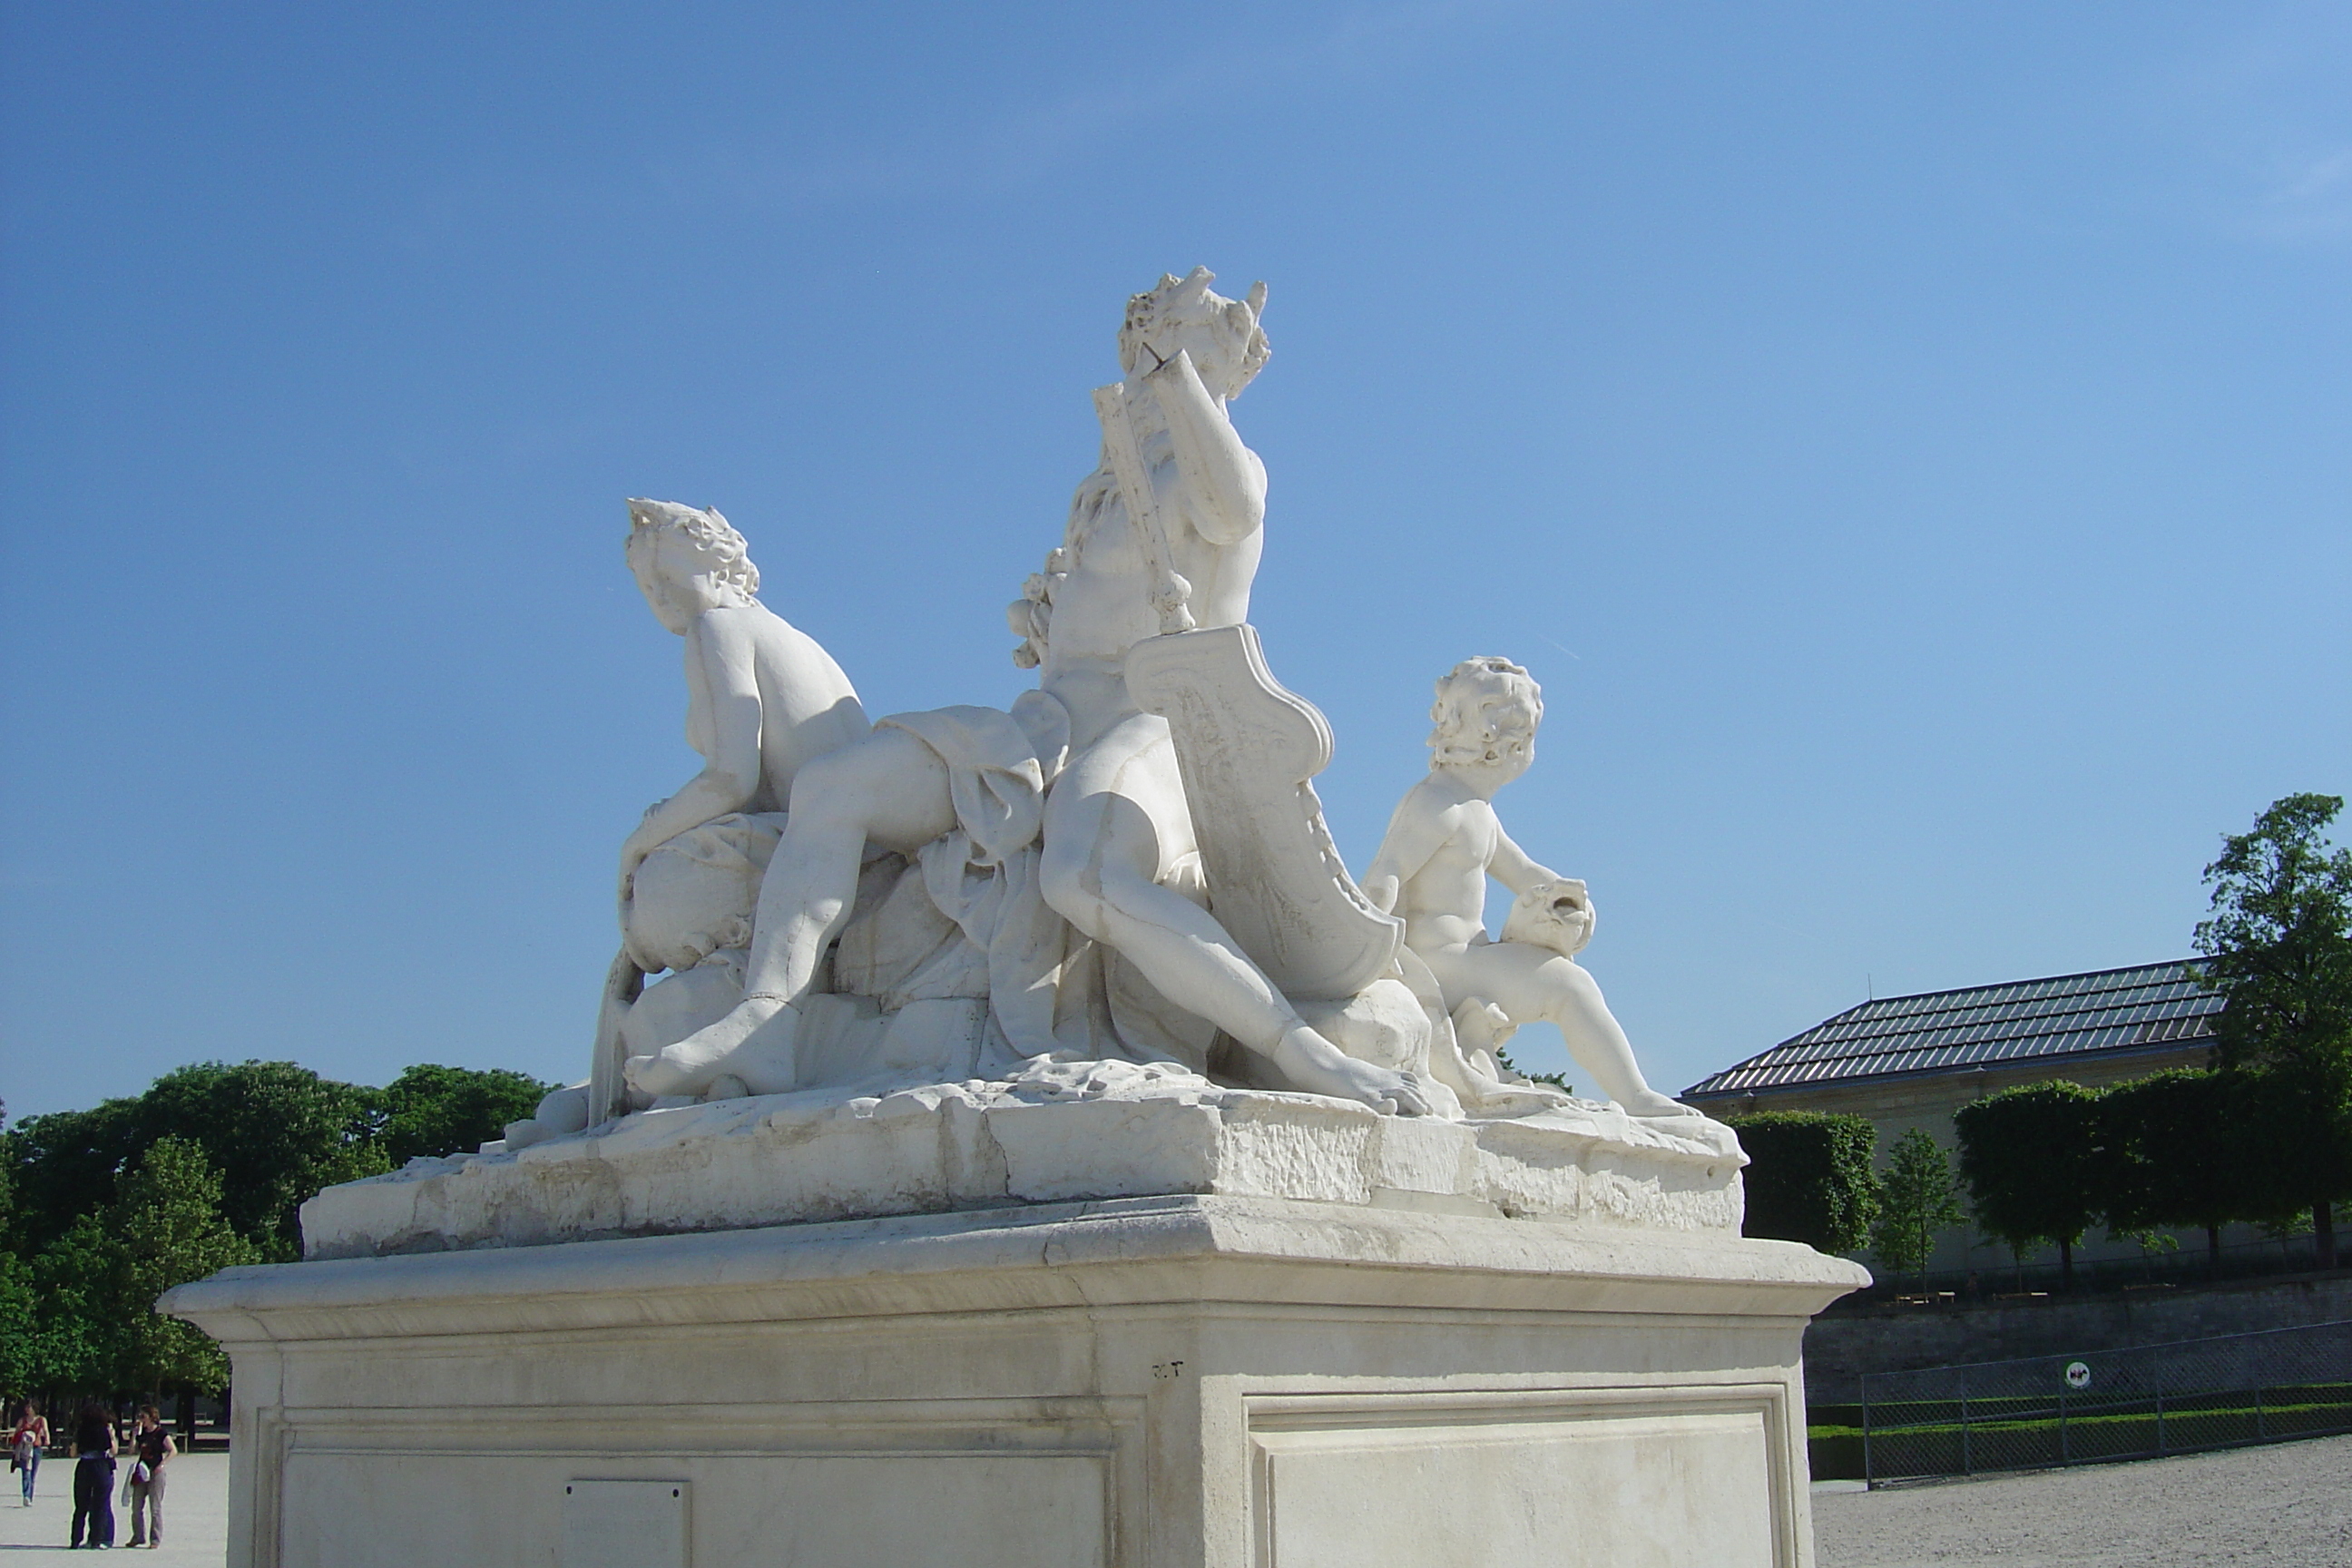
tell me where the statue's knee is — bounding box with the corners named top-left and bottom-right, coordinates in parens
top-left (1540, 955), bottom-right (1602, 1004)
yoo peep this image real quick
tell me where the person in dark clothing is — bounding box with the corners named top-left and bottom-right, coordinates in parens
top-left (68, 1401), bottom-right (115, 1549)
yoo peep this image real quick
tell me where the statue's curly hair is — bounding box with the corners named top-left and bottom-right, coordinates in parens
top-left (1428, 657), bottom-right (1543, 766)
top-left (625, 498), bottom-right (760, 599)
top-left (1117, 267), bottom-right (1270, 392)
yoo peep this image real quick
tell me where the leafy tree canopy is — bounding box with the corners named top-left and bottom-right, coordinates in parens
top-left (128, 1062), bottom-right (389, 1259)
top-left (2195, 793), bottom-right (2352, 1262)
top-left (36, 1138), bottom-right (260, 1396)
top-left (3, 1094), bottom-right (146, 1256)
top-left (1, 1059), bottom-right (554, 1401)
top-left (2224, 1066), bottom-right (2352, 1234)
top-left (2198, 792), bottom-right (2352, 1077)
top-left (0, 1250), bottom-right (44, 1396)
top-left (380, 1064), bottom-right (555, 1164)
top-left (3, 1059), bottom-right (556, 1265)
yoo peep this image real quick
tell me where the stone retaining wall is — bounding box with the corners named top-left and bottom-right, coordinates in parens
top-left (1805, 1270), bottom-right (2352, 1400)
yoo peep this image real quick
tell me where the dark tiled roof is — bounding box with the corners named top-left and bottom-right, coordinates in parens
top-left (1683, 960), bottom-right (2220, 1099)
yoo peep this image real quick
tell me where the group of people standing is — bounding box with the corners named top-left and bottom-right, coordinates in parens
top-left (7, 1398), bottom-right (174, 1548)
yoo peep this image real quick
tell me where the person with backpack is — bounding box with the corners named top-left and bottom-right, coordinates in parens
top-left (9, 1400), bottom-right (49, 1505)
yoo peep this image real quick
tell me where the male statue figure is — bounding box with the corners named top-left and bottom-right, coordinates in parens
top-left (1365, 657), bottom-right (1685, 1119)
top-left (1023, 269), bottom-right (1429, 1113)
top-left (629, 270), bottom-right (1429, 1115)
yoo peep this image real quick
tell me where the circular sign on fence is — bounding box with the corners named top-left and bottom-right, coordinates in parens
top-left (2064, 1361), bottom-right (2092, 1390)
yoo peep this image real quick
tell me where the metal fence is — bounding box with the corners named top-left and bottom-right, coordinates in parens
top-left (1839, 1319), bottom-right (2352, 1485)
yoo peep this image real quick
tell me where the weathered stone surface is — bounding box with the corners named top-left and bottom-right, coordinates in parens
top-left (305, 1081), bottom-right (1747, 1260)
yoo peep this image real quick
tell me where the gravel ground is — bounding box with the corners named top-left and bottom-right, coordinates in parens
top-left (6, 1437), bottom-right (2346, 1564)
top-left (1813, 1431), bottom-right (2352, 1567)
top-left (0, 1450), bottom-right (229, 1563)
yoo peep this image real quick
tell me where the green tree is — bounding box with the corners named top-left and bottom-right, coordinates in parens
top-left (1955, 1081), bottom-right (2105, 1289)
top-left (5, 1058), bottom-right (572, 1271)
top-left (22, 1234), bottom-right (111, 1391)
top-left (0, 1101), bottom-right (59, 1396)
top-left (1871, 1129), bottom-right (1967, 1288)
top-left (2, 1095), bottom-right (146, 1256)
top-left (31, 1139), bottom-right (260, 1398)
top-left (132, 1063), bottom-right (389, 1257)
top-left (0, 1250), bottom-right (42, 1395)
top-left (379, 1064), bottom-right (557, 1164)
top-left (102, 1137), bottom-right (259, 1394)
top-left (2195, 793), bottom-right (2352, 1269)
top-left (4, 1063), bottom-right (389, 1261)
top-left (2227, 1069), bottom-right (2352, 1262)
top-left (2100, 1068), bottom-right (2254, 1270)
top-left (1724, 1112), bottom-right (1879, 1254)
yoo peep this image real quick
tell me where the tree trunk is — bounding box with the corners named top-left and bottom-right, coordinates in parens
top-left (2316, 1199), bottom-right (2337, 1271)
top-left (175, 1386), bottom-right (197, 1440)
top-left (2058, 1235), bottom-right (2075, 1290)
top-left (2206, 1222), bottom-right (2223, 1273)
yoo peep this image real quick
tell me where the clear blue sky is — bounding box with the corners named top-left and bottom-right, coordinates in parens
top-left (4, 2), bottom-right (2346, 1120)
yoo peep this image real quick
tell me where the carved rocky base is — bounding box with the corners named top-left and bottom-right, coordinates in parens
top-left (301, 1074), bottom-right (1747, 1260)
top-left (167, 1195), bottom-right (1865, 1568)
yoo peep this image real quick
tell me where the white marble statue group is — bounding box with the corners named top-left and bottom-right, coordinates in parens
top-left (512, 269), bottom-right (1692, 1148)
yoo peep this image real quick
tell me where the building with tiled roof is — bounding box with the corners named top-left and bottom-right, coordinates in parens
top-left (1686, 960), bottom-right (2220, 1106)
top-left (1685, 961), bottom-right (2224, 1275)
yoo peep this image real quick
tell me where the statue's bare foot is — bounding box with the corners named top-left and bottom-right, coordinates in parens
top-left (1617, 1087), bottom-right (1690, 1119)
top-left (1271, 1023), bottom-right (1434, 1115)
top-left (624, 994), bottom-right (799, 1099)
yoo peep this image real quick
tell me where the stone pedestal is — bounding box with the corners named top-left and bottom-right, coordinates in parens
top-left (168, 1193), bottom-right (1864, 1567)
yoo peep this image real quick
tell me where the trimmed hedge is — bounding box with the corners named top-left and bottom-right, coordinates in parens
top-left (1724, 1111), bottom-right (1879, 1254)
top-left (1955, 1081), bottom-right (2103, 1286)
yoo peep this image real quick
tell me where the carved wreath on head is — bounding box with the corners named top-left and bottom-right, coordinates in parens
top-left (1007, 547), bottom-right (1069, 669)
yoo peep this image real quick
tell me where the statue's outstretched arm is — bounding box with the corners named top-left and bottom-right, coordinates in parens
top-left (1150, 349), bottom-right (1266, 547)
top-left (620, 613), bottom-right (766, 885)
top-left (1487, 820), bottom-right (1564, 897)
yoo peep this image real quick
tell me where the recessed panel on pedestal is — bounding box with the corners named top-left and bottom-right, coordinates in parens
top-left (1250, 1391), bottom-right (1784, 1568)
top-left (563, 1479), bottom-right (689, 1568)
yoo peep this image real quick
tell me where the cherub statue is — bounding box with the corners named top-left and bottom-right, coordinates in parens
top-left (617, 499), bottom-right (869, 886)
top-left (1364, 657), bottom-right (1686, 1119)
top-left (604, 499), bottom-right (871, 1098)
